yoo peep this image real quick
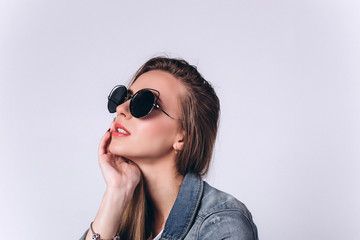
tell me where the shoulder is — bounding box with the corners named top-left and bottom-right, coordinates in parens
top-left (199, 182), bottom-right (253, 220)
top-left (195, 182), bottom-right (258, 240)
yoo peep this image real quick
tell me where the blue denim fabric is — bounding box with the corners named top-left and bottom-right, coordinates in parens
top-left (161, 173), bottom-right (258, 240)
top-left (80, 173), bottom-right (258, 240)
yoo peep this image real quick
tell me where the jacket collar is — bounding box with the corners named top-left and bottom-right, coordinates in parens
top-left (161, 173), bottom-right (203, 240)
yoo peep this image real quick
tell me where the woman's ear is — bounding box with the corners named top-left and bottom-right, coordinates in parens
top-left (173, 130), bottom-right (185, 151)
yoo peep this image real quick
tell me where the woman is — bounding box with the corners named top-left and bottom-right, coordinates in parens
top-left (80, 57), bottom-right (258, 240)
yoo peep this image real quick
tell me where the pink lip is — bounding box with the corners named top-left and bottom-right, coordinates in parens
top-left (112, 123), bottom-right (131, 137)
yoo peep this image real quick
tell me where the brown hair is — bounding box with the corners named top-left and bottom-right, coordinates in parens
top-left (118, 56), bottom-right (220, 239)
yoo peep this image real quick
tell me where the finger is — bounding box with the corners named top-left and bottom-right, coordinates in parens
top-left (110, 118), bottom-right (116, 131)
top-left (125, 158), bottom-right (141, 173)
top-left (98, 129), bottom-right (111, 157)
top-left (112, 155), bottom-right (127, 168)
top-left (99, 118), bottom-right (116, 156)
top-left (105, 120), bottom-right (118, 153)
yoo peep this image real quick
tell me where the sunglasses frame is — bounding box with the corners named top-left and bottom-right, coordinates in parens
top-left (108, 85), bottom-right (179, 120)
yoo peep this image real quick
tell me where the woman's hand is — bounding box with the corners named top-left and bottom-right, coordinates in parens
top-left (98, 121), bottom-right (141, 200)
top-left (84, 122), bottom-right (142, 240)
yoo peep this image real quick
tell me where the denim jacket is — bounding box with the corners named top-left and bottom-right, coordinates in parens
top-left (80, 173), bottom-right (258, 240)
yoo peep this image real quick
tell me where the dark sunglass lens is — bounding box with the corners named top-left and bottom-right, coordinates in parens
top-left (130, 90), bottom-right (155, 118)
top-left (107, 85), bottom-right (127, 113)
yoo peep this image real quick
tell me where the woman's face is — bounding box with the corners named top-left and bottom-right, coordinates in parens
top-left (108, 70), bottom-right (185, 163)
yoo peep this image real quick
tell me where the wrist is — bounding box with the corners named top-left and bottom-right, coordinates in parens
top-left (90, 190), bottom-right (129, 240)
top-left (103, 188), bottom-right (131, 210)
top-left (105, 183), bottom-right (137, 203)
top-left (90, 221), bottom-right (120, 240)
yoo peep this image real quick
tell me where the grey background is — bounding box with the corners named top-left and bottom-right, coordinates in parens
top-left (0, 0), bottom-right (359, 239)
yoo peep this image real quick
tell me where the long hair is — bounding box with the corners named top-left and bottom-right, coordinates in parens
top-left (118, 56), bottom-right (220, 239)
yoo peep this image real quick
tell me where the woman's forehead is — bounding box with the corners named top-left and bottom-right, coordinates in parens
top-left (130, 70), bottom-right (184, 97)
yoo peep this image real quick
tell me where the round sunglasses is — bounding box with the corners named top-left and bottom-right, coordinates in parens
top-left (107, 85), bottom-right (178, 119)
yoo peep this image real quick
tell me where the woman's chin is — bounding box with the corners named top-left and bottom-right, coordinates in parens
top-left (108, 142), bottom-right (124, 156)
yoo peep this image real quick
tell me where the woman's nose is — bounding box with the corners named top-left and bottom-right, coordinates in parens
top-left (116, 100), bottom-right (131, 119)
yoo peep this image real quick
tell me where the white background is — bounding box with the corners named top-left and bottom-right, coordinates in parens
top-left (0, 0), bottom-right (359, 239)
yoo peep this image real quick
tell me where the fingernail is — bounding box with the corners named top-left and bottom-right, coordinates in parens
top-left (107, 128), bottom-right (110, 132)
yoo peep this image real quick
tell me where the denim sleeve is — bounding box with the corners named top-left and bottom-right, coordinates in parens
top-left (79, 229), bottom-right (89, 240)
top-left (197, 210), bottom-right (258, 240)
